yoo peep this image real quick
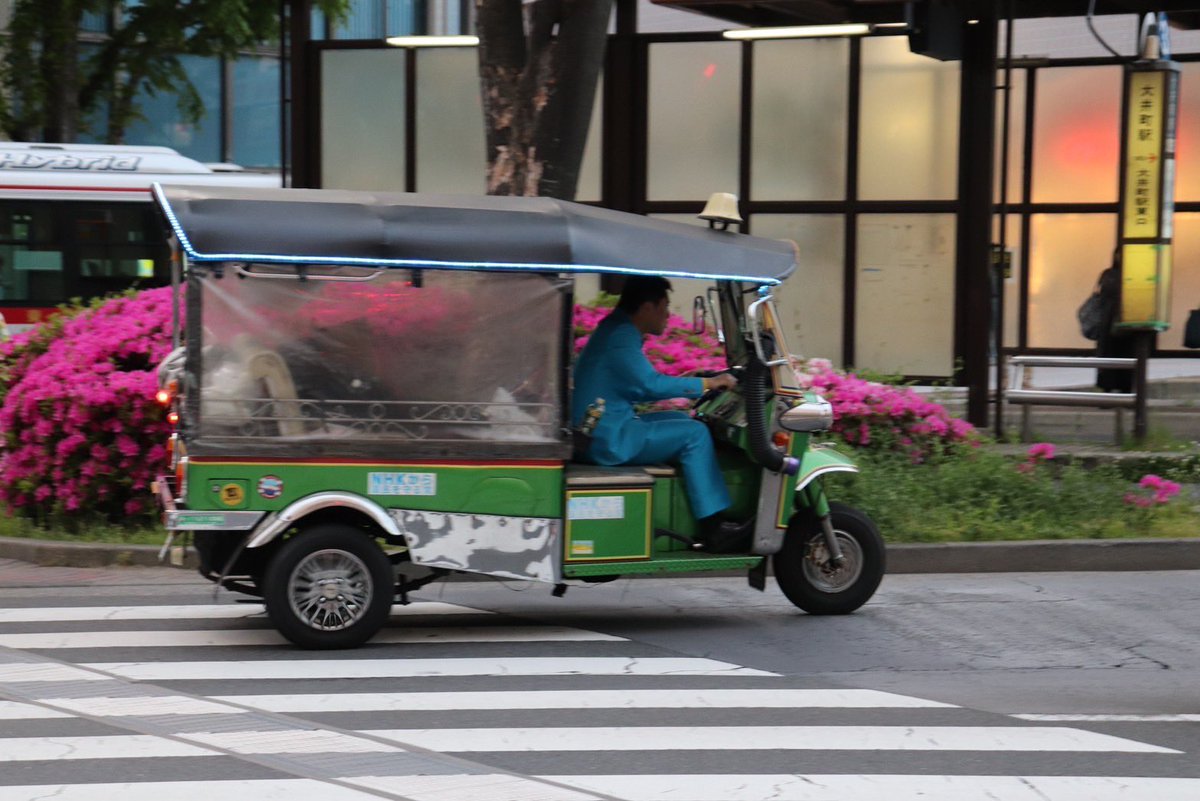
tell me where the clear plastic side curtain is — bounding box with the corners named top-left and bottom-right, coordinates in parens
top-left (191, 265), bottom-right (566, 457)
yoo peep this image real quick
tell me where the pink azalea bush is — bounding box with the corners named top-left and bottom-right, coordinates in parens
top-left (573, 300), bottom-right (977, 457)
top-left (1124, 474), bottom-right (1183, 508)
top-left (1016, 442), bottom-right (1056, 473)
top-left (794, 358), bottom-right (977, 459)
top-left (0, 289), bottom-right (175, 524)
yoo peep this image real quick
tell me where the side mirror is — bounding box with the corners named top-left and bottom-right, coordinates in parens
top-left (692, 295), bottom-right (706, 334)
top-left (779, 397), bottom-right (834, 433)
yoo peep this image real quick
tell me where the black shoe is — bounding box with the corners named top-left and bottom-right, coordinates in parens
top-left (696, 516), bottom-right (755, 554)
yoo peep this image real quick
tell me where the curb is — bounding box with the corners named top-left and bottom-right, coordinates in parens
top-left (3, 535), bottom-right (1200, 574)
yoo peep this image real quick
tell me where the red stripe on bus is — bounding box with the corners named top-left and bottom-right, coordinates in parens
top-left (0, 307), bottom-right (56, 325)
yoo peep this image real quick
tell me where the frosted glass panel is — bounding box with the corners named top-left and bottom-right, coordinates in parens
top-left (859, 38), bottom-right (959, 201)
top-left (751, 40), bottom-right (848, 201)
top-left (752, 215), bottom-right (844, 366)
top-left (992, 215), bottom-right (1022, 349)
top-left (648, 214), bottom-right (717, 317)
top-left (1031, 66), bottom-right (1120, 203)
top-left (994, 68), bottom-right (1025, 204)
top-left (1028, 214), bottom-right (1116, 348)
top-left (321, 49), bottom-right (406, 191)
top-left (416, 48), bottom-right (485, 194)
top-left (647, 42), bottom-right (740, 200)
top-left (576, 77), bottom-right (604, 203)
top-left (1162, 213), bottom-right (1200, 350)
top-left (1174, 63), bottom-right (1200, 202)
top-left (855, 214), bottom-right (956, 376)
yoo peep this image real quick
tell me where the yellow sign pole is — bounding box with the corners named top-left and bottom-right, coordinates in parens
top-left (1118, 60), bottom-right (1179, 330)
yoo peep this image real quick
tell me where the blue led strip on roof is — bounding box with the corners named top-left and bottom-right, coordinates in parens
top-left (151, 183), bottom-right (781, 285)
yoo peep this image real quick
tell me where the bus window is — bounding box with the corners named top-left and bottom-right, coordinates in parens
top-left (0, 205), bottom-right (63, 303)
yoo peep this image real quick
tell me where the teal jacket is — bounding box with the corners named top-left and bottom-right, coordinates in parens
top-left (571, 309), bottom-right (704, 464)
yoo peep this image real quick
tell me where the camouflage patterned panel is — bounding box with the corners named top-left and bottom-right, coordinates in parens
top-left (391, 510), bottom-right (560, 583)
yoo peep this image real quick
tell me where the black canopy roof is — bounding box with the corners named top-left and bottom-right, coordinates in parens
top-left (153, 184), bottom-right (797, 284)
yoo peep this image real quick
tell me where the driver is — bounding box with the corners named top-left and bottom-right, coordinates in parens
top-left (571, 276), bottom-right (751, 551)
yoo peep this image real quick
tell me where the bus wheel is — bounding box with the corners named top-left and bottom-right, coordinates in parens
top-left (774, 502), bottom-right (885, 615)
top-left (262, 524), bottom-right (394, 649)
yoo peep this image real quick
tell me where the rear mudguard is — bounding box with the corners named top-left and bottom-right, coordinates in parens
top-left (794, 444), bottom-right (858, 495)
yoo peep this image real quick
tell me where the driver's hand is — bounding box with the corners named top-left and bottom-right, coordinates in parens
top-left (703, 372), bottom-right (737, 392)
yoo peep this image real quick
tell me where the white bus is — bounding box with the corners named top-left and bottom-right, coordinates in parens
top-left (0, 142), bottom-right (280, 332)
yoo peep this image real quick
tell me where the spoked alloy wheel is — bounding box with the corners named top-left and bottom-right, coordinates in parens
top-left (263, 524), bottom-right (395, 649)
top-left (774, 502), bottom-right (885, 615)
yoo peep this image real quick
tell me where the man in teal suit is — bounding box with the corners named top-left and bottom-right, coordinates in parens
top-left (572, 277), bottom-right (748, 547)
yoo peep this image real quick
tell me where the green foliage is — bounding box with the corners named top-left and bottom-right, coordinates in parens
top-left (825, 446), bottom-right (1199, 542)
top-left (0, 512), bottom-right (163, 544)
top-left (0, 0), bottom-right (349, 143)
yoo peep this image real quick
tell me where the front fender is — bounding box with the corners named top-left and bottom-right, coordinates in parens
top-left (245, 492), bottom-right (403, 548)
top-left (793, 445), bottom-right (859, 494)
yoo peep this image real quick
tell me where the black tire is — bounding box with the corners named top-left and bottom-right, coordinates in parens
top-left (262, 523), bottom-right (395, 649)
top-left (774, 501), bottom-right (885, 615)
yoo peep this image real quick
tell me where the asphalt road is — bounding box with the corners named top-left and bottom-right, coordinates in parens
top-left (0, 560), bottom-right (1197, 800)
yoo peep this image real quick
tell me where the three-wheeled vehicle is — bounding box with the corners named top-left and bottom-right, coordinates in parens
top-left (151, 184), bottom-right (885, 649)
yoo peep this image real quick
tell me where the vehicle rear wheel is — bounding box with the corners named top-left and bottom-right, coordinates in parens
top-left (262, 524), bottom-right (395, 649)
top-left (774, 502), bottom-right (885, 615)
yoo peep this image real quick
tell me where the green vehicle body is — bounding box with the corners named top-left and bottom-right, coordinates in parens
top-left (152, 184), bottom-right (885, 648)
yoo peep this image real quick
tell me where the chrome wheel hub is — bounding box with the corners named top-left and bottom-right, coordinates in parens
top-left (803, 531), bottom-right (864, 593)
top-left (288, 548), bottom-right (373, 631)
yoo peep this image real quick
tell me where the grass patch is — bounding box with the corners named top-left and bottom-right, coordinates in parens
top-left (0, 514), bottom-right (164, 545)
top-left (824, 446), bottom-right (1199, 543)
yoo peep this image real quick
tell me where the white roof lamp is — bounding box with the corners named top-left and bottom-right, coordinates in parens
top-left (699, 192), bottom-right (743, 231)
top-left (723, 23), bottom-right (873, 40)
top-left (385, 35), bottom-right (479, 47)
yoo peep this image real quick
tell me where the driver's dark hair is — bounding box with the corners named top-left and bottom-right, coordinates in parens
top-left (616, 276), bottom-right (672, 313)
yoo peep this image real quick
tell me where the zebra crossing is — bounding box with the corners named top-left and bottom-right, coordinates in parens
top-left (0, 599), bottom-right (1196, 801)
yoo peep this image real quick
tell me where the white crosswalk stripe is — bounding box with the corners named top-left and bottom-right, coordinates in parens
top-left (205, 688), bottom-right (956, 712)
top-left (82, 656), bottom-right (774, 679)
top-left (361, 725), bottom-right (1179, 753)
top-left (0, 601), bottom-right (486, 624)
top-left (0, 624), bottom-right (623, 649)
top-left (0, 599), bottom-right (1196, 801)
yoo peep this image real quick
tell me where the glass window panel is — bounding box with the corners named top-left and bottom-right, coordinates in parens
top-left (855, 214), bottom-right (956, 376)
top-left (1009, 15), bottom-right (1137, 59)
top-left (1027, 213), bottom-right (1116, 348)
top-left (0, 202), bottom-right (61, 303)
top-left (232, 56), bottom-right (281, 169)
top-left (124, 55), bottom-right (221, 163)
top-left (992, 215), bottom-right (1022, 349)
top-left (416, 48), bottom-right (485, 194)
top-left (751, 40), bottom-right (848, 201)
top-left (1174, 63), bottom-right (1200, 201)
top-left (576, 76), bottom-right (604, 203)
top-left (1162, 212), bottom-right (1200, 350)
top-left (320, 49), bottom-right (406, 191)
top-left (647, 42), bottom-right (740, 201)
top-left (335, 2), bottom-right (384, 39)
top-left (386, 0), bottom-right (421, 36)
top-left (994, 68), bottom-right (1025, 204)
top-left (80, 10), bottom-right (109, 33)
top-left (751, 215), bottom-right (844, 366)
top-left (1031, 66), bottom-right (1121, 203)
top-left (858, 37), bottom-right (959, 201)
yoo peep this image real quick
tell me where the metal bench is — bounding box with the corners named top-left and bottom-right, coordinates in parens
top-left (1004, 355), bottom-right (1140, 444)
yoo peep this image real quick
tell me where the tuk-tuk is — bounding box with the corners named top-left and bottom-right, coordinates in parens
top-left (151, 184), bottom-right (885, 649)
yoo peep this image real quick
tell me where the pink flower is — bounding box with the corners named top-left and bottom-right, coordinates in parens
top-left (1027, 443), bottom-right (1056, 461)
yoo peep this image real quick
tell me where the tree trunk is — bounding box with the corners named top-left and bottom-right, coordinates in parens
top-left (40, 1), bottom-right (82, 142)
top-left (477, 0), bottom-right (612, 200)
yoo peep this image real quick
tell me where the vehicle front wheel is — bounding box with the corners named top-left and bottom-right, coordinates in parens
top-left (262, 524), bottom-right (395, 649)
top-left (774, 502), bottom-right (885, 615)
